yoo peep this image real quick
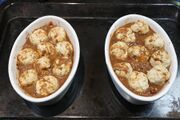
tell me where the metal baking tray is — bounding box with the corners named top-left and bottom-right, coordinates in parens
top-left (0, 0), bottom-right (180, 119)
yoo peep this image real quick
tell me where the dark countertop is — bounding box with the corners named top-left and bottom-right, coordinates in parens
top-left (0, 0), bottom-right (179, 119)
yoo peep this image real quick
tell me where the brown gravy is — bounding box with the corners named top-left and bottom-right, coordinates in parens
top-left (17, 22), bottom-right (74, 98)
top-left (110, 23), bottom-right (167, 96)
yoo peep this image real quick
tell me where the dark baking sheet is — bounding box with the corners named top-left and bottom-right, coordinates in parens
top-left (0, 0), bottom-right (180, 119)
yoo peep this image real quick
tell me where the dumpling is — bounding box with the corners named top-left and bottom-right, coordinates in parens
top-left (52, 59), bottom-right (72, 77)
top-left (36, 75), bottom-right (59, 96)
top-left (48, 27), bottom-right (66, 43)
top-left (150, 50), bottom-right (171, 68)
top-left (55, 41), bottom-right (73, 57)
top-left (147, 65), bottom-right (170, 85)
top-left (113, 62), bottom-right (133, 79)
top-left (29, 29), bottom-right (48, 45)
top-left (37, 42), bottom-right (55, 56)
top-left (17, 48), bottom-right (39, 65)
top-left (145, 33), bottom-right (164, 50)
top-left (36, 56), bottom-right (51, 69)
top-left (19, 69), bottom-right (38, 86)
top-left (115, 28), bottom-right (136, 42)
top-left (128, 45), bottom-right (149, 61)
top-left (110, 41), bottom-right (128, 60)
top-left (128, 71), bottom-right (149, 92)
top-left (131, 20), bottom-right (149, 34)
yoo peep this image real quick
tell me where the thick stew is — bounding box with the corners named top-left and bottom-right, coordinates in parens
top-left (109, 20), bottom-right (171, 96)
top-left (17, 22), bottom-right (74, 98)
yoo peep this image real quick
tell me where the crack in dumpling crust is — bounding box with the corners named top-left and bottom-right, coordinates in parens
top-left (19, 69), bottom-right (38, 87)
top-left (29, 29), bottom-right (48, 45)
top-left (17, 48), bottom-right (39, 65)
top-left (52, 59), bottom-right (72, 77)
top-left (55, 41), bottom-right (73, 57)
top-left (113, 62), bottom-right (133, 79)
top-left (150, 50), bottom-right (171, 68)
top-left (115, 28), bottom-right (136, 42)
top-left (145, 33), bottom-right (164, 50)
top-left (48, 27), bottom-right (66, 43)
top-left (110, 41), bottom-right (128, 60)
top-left (147, 65), bottom-right (170, 85)
top-left (131, 20), bottom-right (149, 34)
top-left (36, 56), bottom-right (51, 69)
top-left (37, 42), bottom-right (56, 56)
top-left (36, 75), bottom-right (59, 96)
top-left (128, 45), bottom-right (149, 61)
top-left (128, 71), bottom-right (149, 92)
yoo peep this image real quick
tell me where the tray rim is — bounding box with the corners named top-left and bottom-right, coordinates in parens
top-left (0, 2), bottom-right (179, 53)
top-left (0, 1), bottom-right (180, 119)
